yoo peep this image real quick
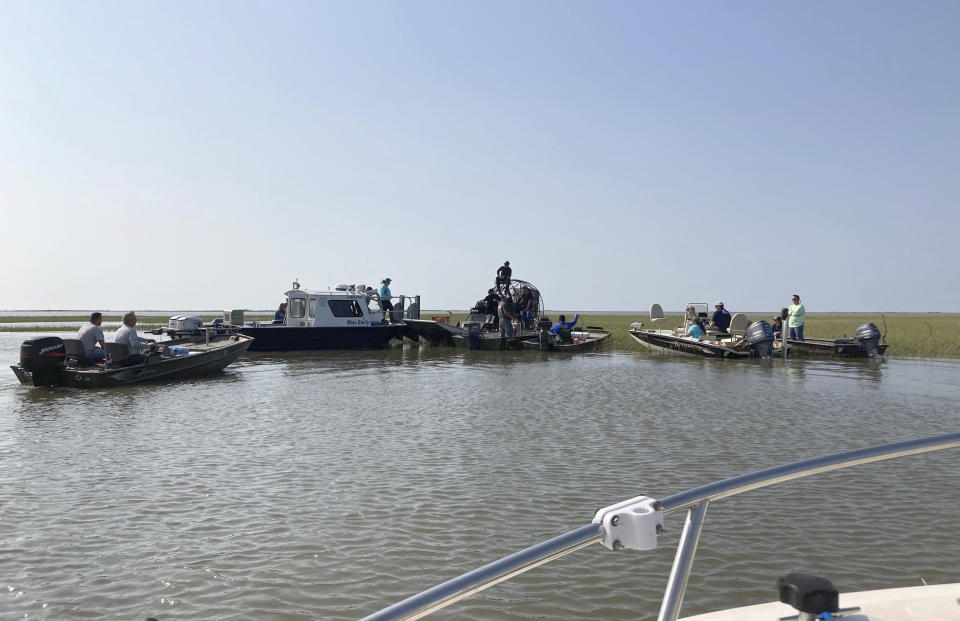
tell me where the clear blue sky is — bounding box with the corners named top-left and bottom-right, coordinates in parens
top-left (1, 1), bottom-right (957, 312)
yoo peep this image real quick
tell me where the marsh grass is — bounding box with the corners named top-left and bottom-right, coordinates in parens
top-left (431, 312), bottom-right (960, 358)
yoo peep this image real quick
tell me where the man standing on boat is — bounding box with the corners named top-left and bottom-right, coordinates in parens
top-left (498, 294), bottom-right (517, 338)
top-left (711, 302), bottom-right (731, 333)
top-left (76, 312), bottom-right (107, 362)
top-left (788, 294), bottom-right (806, 340)
top-left (114, 311), bottom-right (156, 361)
top-left (495, 261), bottom-right (512, 293)
top-left (379, 278), bottom-right (394, 320)
top-left (273, 302), bottom-right (287, 324)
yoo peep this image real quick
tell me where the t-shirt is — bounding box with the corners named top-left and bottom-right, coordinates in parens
top-left (378, 283), bottom-right (392, 301)
top-left (76, 323), bottom-right (105, 355)
top-left (498, 298), bottom-right (515, 317)
top-left (687, 324), bottom-right (705, 339)
top-left (114, 324), bottom-right (151, 355)
top-left (712, 308), bottom-right (731, 331)
top-left (788, 303), bottom-right (806, 328)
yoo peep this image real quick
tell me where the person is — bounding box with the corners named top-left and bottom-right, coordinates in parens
top-left (550, 314), bottom-right (579, 335)
top-left (482, 288), bottom-right (501, 315)
top-left (515, 285), bottom-right (534, 328)
top-left (273, 302), bottom-right (287, 324)
top-left (711, 301), bottom-right (731, 333)
top-left (378, 278), bottom-right (394, 317)
top-left (788, 294), bottom-right (806, 340)
top-left (114, 311), bottom-right (156, 361)
top-left (497, 294), bottom-right (517, 338)
top-left (687, 318), bottom-right (706, 339)
top-left (76, 312), bottom-right (107, 361)
top-left (549, 314), bottom-right (579, 344)
top-left (683, 305), bottom-right (698, 330)
top-left (495, 261), bottom-right (512, 293)
top-left (772, 316), bottom-right (784, 340)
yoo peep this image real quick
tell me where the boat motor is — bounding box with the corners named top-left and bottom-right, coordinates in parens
top-left (538, 316), bottom-right (553, 351)
top-left (19, 336), bottom-right (66, 386)
top-left (745, 320), bottom-right (775, 358)
top-left (854, 323), bottom-right (882, 357)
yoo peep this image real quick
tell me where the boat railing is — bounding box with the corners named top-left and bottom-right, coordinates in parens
top-left (360, 432), bottom-right (960, 621)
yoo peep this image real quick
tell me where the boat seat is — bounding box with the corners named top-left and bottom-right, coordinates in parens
top-left (104, 342), bottom-right (132, 364)
top-left (63, 338), bottom-right (96, 366)
top-left (650, 304), bottom-right (667, 331)
top-left (729, 313), bottom-right (749, 337)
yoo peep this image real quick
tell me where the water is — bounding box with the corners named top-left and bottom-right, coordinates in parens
top-left (1, 332), bottom-right (958, 620)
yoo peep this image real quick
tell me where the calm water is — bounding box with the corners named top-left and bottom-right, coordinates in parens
top-left (1, 332), bottom-right (958, 620)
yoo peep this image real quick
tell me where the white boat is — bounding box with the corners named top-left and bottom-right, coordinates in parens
top-left (628, 303), bottom-right (777, 359)
top-left (237, 281), bottom-right (420, 350)
top-left (360, 432), bottom-right (960, 620)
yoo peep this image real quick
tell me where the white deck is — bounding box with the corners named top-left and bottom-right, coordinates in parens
top-left (680, 583), bottom-right (960, 620)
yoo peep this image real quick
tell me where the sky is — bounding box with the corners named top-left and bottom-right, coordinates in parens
top-left (1, 1), bottom-right (957, 312)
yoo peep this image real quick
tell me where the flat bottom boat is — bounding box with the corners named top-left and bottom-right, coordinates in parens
top-left (521, 328), bottom-right (612, 353)
top-left (11, 333), bottom-right (253, 388)
top-left (781, 337), bottom-right (889, 357)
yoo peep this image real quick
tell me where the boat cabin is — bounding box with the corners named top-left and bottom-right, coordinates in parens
top-left (279, 283), bottom-right (419, 328)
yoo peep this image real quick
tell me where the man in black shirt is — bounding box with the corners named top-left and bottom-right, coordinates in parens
top-left (495, 261), bottom-right (512, 293)
top-left (711, 301), bottom-right (732, 333)
top-left (482, 289), bottom-right (501, 315)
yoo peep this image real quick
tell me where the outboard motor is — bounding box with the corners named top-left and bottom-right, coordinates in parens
top-left (855, 323), bottom-right (882, 357)
top-left (461, 321), bottom-right (483, 349)
top-left (19, 336), bottom-right (66, 386)
top-left (537, 317), bottom-right (553, 351)
top-left (745, 320), bottom-right (775, 358)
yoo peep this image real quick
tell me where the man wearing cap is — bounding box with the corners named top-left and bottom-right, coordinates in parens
top-left (495, 261), bottom-right (512, 293)
top-left (788, 294), bottom-right (806, 341)
top-left (378, 278), bottom-right (394, 318)
top-left (710, 301), bottom-right (731, 333)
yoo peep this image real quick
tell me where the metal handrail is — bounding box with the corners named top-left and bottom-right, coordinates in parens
top-left (360, 432), bottom-right (960, 621)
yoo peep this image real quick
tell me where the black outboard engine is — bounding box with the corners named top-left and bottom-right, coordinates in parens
top-left (19, 336), bottom-right (66, 386)
top-left (537, 316), bottom-right (553, 351)
top-left (745, 320), bottom-right (775, 358)
top-left (855, 323), bottom-right (882, 357)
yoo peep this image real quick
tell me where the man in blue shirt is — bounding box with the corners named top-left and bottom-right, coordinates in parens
top-left (711, 302), bottom-right (731, 333)
top-left (273, 302), bottom-right (287, 324)
top-left (550, 314), bottom-right (579, 344)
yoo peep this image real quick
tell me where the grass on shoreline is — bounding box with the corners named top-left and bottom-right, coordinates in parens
top-left (4, 312), bottom-right (959, 358)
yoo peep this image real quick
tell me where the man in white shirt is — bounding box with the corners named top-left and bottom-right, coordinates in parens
top-left (76, 312), bottom-right (106, 361)
top-left (114, 311), bottom-right (156, 359)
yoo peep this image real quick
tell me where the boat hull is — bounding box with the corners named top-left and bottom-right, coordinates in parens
top-left (450, 331), bottom-right (536, 350)
top-left (239, 324), bottom-right (406, 350)
top-left (629, 330), bottom-right (752, 358)
top-left (785, 337), bottom-right (888, 357)
top-left (521, 330), bottom-right (611, 353)
top-left (402, 319), bottom-right (463, 345)
top-left (11, 334), bottom-right (253, 388)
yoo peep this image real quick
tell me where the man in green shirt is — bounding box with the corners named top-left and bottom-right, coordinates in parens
top-left (788, 294), bottom-right (806, 340)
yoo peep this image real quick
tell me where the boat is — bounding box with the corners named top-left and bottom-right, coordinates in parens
top-left (520, 325), bottom-right (612, 353)
top-left (405, 279), bottom-right (545, 349)
top-left (236, 281), bottom-right (419, 350)
top-left (780, 323), bottom-right (888, 357)
top-left (628, 303), bottom-right (776, 359)
top-left (11, 329), bottom-right (253, 388)
top-left (359, 432), bottom-right (960, 621)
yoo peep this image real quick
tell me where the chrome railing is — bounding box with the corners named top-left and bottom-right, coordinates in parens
top-left (361, 432), bottom-right (960, 621)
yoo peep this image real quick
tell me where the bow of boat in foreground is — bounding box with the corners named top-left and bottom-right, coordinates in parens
top-left (360, 432), bottom-right (960, 621)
